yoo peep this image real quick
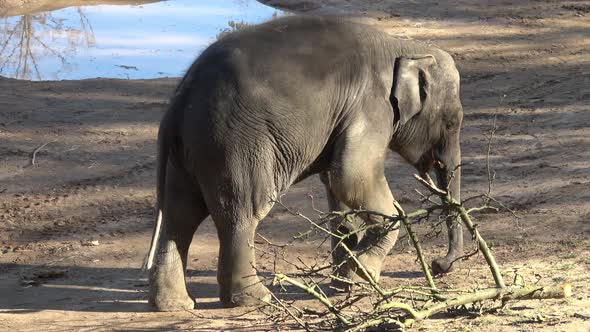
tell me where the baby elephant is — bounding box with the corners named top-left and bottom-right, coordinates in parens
top-left (145, 16), bottom-right (464, 311)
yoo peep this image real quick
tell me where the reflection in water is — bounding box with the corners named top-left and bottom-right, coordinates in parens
top-left (216, 12), bottom-right (279, 40)
top-left (0, 8), bottom-right (95, 80)
top-left (0, 0), bottom-right (279, 80)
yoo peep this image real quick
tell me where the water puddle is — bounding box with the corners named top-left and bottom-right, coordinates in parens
top-left (0, 0), bottom-right (281, 80)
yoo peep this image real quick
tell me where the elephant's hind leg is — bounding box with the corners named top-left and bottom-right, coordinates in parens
top-left (211, 204), bottom-right (273, 308)
top-left (149, 165), bottom-right (208, 311)
top-left (320, 172), bottom-right (365, 291)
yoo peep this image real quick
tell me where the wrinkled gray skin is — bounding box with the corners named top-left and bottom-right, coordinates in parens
top-left (145, 16), bottom-right (464, 311)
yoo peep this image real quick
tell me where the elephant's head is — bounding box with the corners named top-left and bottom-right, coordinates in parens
top-left (388, 52), bottom-right (464, 273)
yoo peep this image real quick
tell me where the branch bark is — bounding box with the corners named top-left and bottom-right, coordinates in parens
top-left (376, 283), bottom-right (572, 329)
top-left (414, 173), bottom-right (506, 289)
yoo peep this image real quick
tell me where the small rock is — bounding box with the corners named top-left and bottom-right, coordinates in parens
top-left (21, 279), bottom-right (41, 287)
top-left (81, 240), bottom-right (100, 246)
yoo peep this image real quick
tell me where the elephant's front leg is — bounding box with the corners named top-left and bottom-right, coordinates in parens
top-left (346, 177), bottom-right (400, 283)
top-left (215, 216), bottom-right (272, 307)
top-left (327, 129), bottom-right (400, 283)
top-left (329, 174), bottom-right (399, 283)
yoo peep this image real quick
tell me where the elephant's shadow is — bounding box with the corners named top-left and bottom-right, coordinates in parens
top-left (186, 270), bottom-right (315, 307)
top-left (0, 263), bottom-right (425, 313)
top-left (0, 263), bottom-right (210, 313)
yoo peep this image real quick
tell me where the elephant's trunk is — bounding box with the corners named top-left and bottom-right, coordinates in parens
top-left (432, 132), bottom-right (463, 273)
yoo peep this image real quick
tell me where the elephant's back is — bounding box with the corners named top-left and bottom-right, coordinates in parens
top-left (204, 16), bottom-right (372, 84)
top-left (174, 18), bottom-right (366, 149)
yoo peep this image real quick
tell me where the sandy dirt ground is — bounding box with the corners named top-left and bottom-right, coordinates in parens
top-left (1, 0), bottom-right (589, 331)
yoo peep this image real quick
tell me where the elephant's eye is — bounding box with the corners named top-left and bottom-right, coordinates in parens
top-left (418, 70), bottom-right (428, 103)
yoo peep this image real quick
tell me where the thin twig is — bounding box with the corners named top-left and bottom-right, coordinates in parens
top-left (273, 273), bottom-right (351, 325)
top-left (394, 202), bottom-right (437, 292)
top-left (485, 116), bottom-right (498, 205)
top-left (256, 233), bottom-right (287, 248)
top-left (262, 173), bottom-right (568, 331)
top-left (28, 141), bottom-right (55, 166)
top-left (269, 292), bottom-right (308, 330)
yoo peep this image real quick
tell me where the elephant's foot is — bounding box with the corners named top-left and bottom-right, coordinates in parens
top-left (347, 251), bottom-right (384, 283)
top-left (149, 293), bottom-right (195, 312)
top-left (220, 277), bottom-right (271, 308)
top-left (149, 256), bottom-right (194, 311)
top-left (330, 276), bottom-right (354, 293)
top-left (431, 255), bottom-right (457, 275)
top-left (330, 262), bottom-right (359, 292)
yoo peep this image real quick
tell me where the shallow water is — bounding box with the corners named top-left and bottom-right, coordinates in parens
top-left (0, 0), bottom-right (280, 80)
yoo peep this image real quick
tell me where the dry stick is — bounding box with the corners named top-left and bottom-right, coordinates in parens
top-left (414, 173), bottom-right (506, 289)
top-left (274, 197), bottom-right (572, 331)
top-left (273, 273), bottom-right (351, 326)
top-left (485, 116), bottom-right (498, 205)
top-left (394, 202), bottom-right (437, 291)
top-left (284, 199), bottom-right (442, 298)
top-left (337, 241), bottom-right (388, 297)
top-left (401, 218), bottom-right (437, 290)
top-left (346, 317), bottom-right (405, 332)
top-left (256, 233), bottom-right (287, 248)
top-left (272, 212), bottom-right (400, 326)
top-left (29, 141), bottom-right (54, 166)
top-left (277, 199), bottom-right (436, 293)
top-left (268, 292), bottom-right (308, 331)
top-left (375, 284), bottom-right (572, 329)
top-left (329, 206), bottom-right (441, 255)
top-left (275, 199), bottom-right (341, 239)
top-left (456, 204), bottom-right (505, 289)
top-left (335, 239), bottom-right (444, 298)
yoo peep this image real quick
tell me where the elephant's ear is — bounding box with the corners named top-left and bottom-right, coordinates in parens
top-left (391, 55), bottom-right (436, 125)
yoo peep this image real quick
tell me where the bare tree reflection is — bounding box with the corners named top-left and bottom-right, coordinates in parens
top-left (216, 11), bottom-right (280, 40)
top-left (0, 7), bottom-right (95, 80)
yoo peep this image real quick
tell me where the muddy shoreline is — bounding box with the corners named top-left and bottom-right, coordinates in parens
top-left (0, 0), bottom-right (158, 17)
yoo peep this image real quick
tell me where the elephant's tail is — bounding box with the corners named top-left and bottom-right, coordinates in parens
top-left (142, 112), bottom-right (171, 271)
top-left (143, 209), bottom-right (162, 270)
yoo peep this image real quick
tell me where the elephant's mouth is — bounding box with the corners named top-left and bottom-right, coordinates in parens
top-left (414, 150), bottom-right (437, 175)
